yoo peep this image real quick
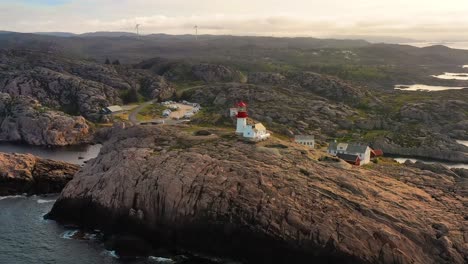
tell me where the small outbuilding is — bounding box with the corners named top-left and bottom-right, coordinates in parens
top-left (101, 105), bottom-right (123, 115)
top-left (294, 135), bottom-right (315, 149)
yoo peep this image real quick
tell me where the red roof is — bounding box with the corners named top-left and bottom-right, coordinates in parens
top-left (237, 101), bottom-right (247, 107)
top-left (371, 149), bottom-right (384, 157)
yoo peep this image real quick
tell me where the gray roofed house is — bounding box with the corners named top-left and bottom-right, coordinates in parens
top-left (346, 143), bottom-right (369, 153)
top-left (328, 141), bottom-right (372, 165)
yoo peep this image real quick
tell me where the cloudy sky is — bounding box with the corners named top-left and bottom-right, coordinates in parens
top-left (1, 0), bottom-right (468, 41)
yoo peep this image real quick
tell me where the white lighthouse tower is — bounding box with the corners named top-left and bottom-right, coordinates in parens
top-left (236, 101), bottom-right (248, 134)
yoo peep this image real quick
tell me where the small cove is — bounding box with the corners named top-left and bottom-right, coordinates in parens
top-left (0, 143), bottom-right (102, 165)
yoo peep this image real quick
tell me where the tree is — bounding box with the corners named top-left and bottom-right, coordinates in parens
top-left (105, 58), bottom-right (110, 64)
top-left (112, 59), bottom-right (121, 65)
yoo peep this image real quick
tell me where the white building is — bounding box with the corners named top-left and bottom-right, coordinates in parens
top-left (233, 102), bottom-right (270, 142)
top-left (101, 105), bottom-right (123, 114)
top-left (230, 108), bottom-right (238, 117)
top-left (327, 142), bottom-right (372, 165)
top-left (243, 123), bottom-right (270, 141)
top-left (295, 135), bottom-right (315, 148)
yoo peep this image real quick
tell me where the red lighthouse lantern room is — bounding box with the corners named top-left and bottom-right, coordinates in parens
top-left (236, 101), bottom-right (248, 118)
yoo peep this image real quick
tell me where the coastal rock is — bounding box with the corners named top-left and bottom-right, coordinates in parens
top-left (0, 152), bottom-right (79, 195)
top-left (0, 93), bottom-right (91, 146)
top-left (372, 135), bottom-right (468, 163)
top-left (48, 126), bottom-right (467, 263)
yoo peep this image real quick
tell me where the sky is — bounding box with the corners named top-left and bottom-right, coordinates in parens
top-left (2, 0), bottom-right (468, 41)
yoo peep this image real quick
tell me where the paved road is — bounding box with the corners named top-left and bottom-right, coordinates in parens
top-left (128, 99), bottom-right (157, 125)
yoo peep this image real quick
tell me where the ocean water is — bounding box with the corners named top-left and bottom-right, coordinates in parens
top-left (0, 195), bottom-right (129, 264)
top-left (0, 143), bottom-right (102, 165)
top-left (403, 42), bottom-right (468, 50)
top-left (0, 196), bottom-right (235, 264)
top-left (394, 84), bottom-right (467, 91)
top-left (432, 72), bottom-right (468, 81)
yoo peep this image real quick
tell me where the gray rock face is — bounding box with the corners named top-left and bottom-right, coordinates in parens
top-left (0, 50), bottom-right (121, 119)
top-left (292, 72), bottom-right (366, 103)
top-left (0, 93), bottom-right (91, 146)
top-left (0, 50), bottom-right (175, 120)
top-left (48, 126), bottom-right (467, 264)
top-left (247, 72), bottom-right (287, 85)
top-left (186, 83), bottom-right (357, 137)
top-left (372, 135), bottom-right (468, 163)
top-left (0, 152), bottom-right (79, 195)
top-left (192, 64), bottom-right (246, 83)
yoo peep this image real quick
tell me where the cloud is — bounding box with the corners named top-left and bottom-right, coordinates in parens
top-left (2, 0), bottom-right (468, 41)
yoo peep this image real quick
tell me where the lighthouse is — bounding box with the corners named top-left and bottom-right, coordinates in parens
top-left (236, 101), bottom-right (248, 134)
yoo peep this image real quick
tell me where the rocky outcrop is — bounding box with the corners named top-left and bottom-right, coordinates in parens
top-left (191, 64), bottom-right (246, 83)
top-left (0, 93), bottom-right (91, 146)
top-left (136, 58), bottom-right (246, 84)
top-left (185, 83), bottom-right (358, 137)
top-left (0, 50), bottom-right (175, 120)
top-left (291, 72), bottom-right (367, 103)
top-left (0, 152), bottom-right (79, 195)
top-left (247, 72), bottom-right (287, 85)
top-left (48, 126), bottom-right (467, 264)
top-left (136, 73), bottom-right (175, 100)
top-left (372, 134), bottom-right (468, 163)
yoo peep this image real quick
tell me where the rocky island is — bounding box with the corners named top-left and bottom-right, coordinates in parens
top-left (47, 125), bottom-right (467, 264)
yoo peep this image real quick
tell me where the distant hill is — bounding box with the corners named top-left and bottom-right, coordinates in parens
top-left (34, 32), bottom-right (77, 37)
top-left (79, 31), bottom-right (138, 37)
top-left (330, 35), bottom-right (421, 44)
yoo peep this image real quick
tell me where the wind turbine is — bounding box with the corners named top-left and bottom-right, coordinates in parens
top-left (194, 25), bottom-right (198, 40)
top-left (135, 24), bottom-right (141, 36)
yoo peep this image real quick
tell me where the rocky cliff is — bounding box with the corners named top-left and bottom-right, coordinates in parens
top-left (48, 125), bottom-right (467, 264)
top-left (0, 93), bottom-right (91, 146)
top-left (0, 152), bottom-right (79, 195)
top-left (0, 50), bottom-right (174, 120)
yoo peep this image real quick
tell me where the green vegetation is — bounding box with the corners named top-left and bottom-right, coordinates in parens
top-left (308, 64), bottom-right (389, 82)
top-left (137, 103), bottom-right (167, 122)
top-left (191, 107), bottom-right (233, 128)
top-left (120, 89), bottom-right (145, 104)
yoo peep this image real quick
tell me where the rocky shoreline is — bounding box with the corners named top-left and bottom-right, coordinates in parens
top-left (46, 125), bottom-right (467, 264)
top-left (0, 152), bottom-right (79, 196)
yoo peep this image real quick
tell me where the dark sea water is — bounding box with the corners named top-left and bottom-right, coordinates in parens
top-left (0, 195), bottom-right (233, 264)
top-left (0, 195), bottom-right (134, 264)
top-left (0, 143), bottom-right (102, 165)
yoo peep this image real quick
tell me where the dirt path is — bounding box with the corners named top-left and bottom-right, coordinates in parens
top-left (128, 99), bottom-right (157, 125)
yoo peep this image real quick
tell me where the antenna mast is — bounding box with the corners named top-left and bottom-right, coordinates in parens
top-left (135, 24), bottom-right (141, 36)
top-left (194, 25), bottom-right (198, 40)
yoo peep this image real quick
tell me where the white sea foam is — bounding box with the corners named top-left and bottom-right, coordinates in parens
top-left (104, 250), bottom-right (119, 259)
top-left (61, 230), bottom-right (79, 240)
top-left (432, 72), bottom-right (468, 80)
top-left (395, 84), bottom-right (467, 91)
top-left (148, 256), bottom-right (176, 263)
top-left (37, 199), bottom-right (56, 204)
top-left (0, 195), bottom-right (26, 201)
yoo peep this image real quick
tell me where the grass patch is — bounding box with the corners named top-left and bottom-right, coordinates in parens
top-left (113, 112), bottom-right (130, 122)
top-left (137, 103), bottom-right (167, 122)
